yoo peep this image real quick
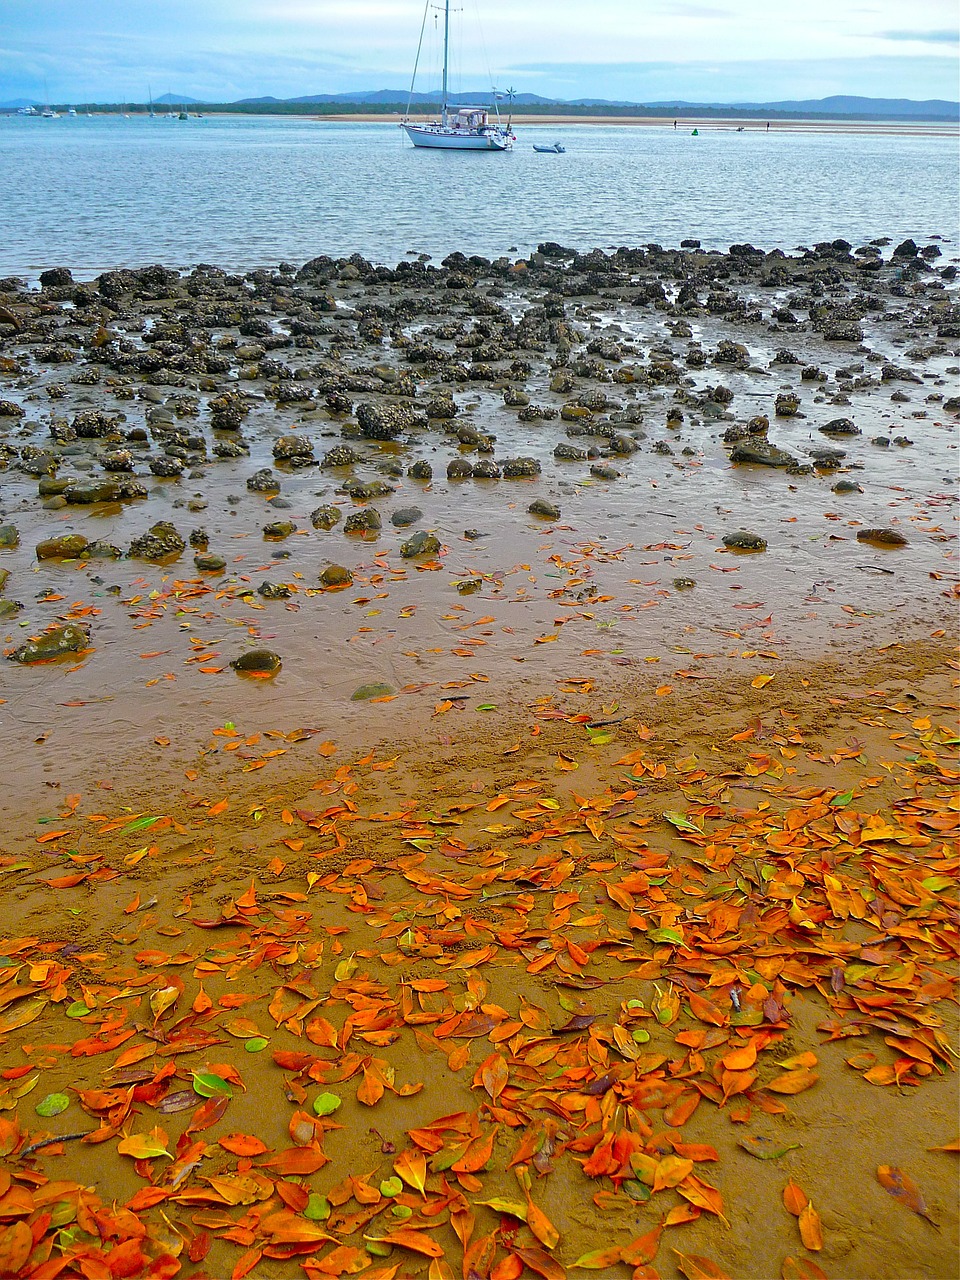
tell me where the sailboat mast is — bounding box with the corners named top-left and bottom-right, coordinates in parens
top-left (441, 0), bottom-right (450, 125)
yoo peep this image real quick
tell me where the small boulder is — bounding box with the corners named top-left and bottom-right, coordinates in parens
top-left (723, 531), bottom-right (767, 552)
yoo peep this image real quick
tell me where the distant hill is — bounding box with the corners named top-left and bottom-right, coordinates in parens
top-left (153, 93), bottom-right (203, 105)
top-left (0, 98), bottom-right (40, 109)
top-left (229, 90), bottom-right (959, 120)
top-left (642, 95), bottom-right (959, 118)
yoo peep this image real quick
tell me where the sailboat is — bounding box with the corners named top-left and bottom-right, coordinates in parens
top-left (401, 0), bottom-right (514, 151)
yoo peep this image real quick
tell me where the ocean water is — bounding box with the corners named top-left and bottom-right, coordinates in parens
top-left (0, 113), bottom-right (957, 277)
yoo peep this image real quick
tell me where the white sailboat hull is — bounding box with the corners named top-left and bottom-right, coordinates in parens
top-left (403, 123), bottom-right (512, 151)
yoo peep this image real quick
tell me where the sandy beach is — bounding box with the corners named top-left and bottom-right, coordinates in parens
top-left (0, 238), bottom-right (957, 1278)
top-left (315, 112), bottom-right (959, 137)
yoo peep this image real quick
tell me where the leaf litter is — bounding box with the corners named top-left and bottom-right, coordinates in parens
top-left (0, 653), bottom-right (957, 1279)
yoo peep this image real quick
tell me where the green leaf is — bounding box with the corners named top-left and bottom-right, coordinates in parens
top-left (313, 1092), bottom-right (341, 1117)
top-left (475, 1197), bottom-right (528, 1220)
top-left (662, 811), bottom-right (704, 834)
top-left (829, 790), bottom-right (854, 807)
top-left (476, 704), bottom-right (497, 711)
top-left (36, 1093), bottom-right (70, 1117)
top-left (737, 1134), bottom-right (800, 1160)
top-left (648, 927), bottom-right (684, 945)
top-left (921, 876), bottom-right (952, 892)
top-left (304, 1194), bottom-right (330, 1221)
top-left (122, 815), bottom-right (161, 832)
top-left (632, 1028), bottom-right (650, 1043)
top-left (192, 1072), bottom-right (233, 1098)
top-left (244, 1037), bottom-right (269, 1052)
top-left (390, 1205), bottom-right (413, 1219)
top-left (587, 731), bottom-right (613, 745)
top-left (379, 1177), bottom-right (403, 1198)
top-left (65, 1001), bottom-right (91, 1018)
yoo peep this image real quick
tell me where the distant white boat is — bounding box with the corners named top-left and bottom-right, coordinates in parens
top-left (401, 0), bottom-right (514, 151)
top-left (40, 108), bottom-right (60, 119)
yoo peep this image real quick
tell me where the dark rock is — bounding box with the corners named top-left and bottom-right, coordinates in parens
top-left (150, 456), bottom-right (185, 477)
top-left (407, 460), bottom-right (433, 480)
top-left (311, 505), bottom-right (341, 530)
top-left (351, 681), bottom-right (395, 700)
top-left (730, 441), bottom-right (795, 467)
top-left (501, 457), bottom-right (541, 478)
top-left (856, 527), bottom-right (907, 546)
top-left (0, 525), bottom-right (19, 549)
top-left (344, 509), bottom-right (381, 533)
top-left (391, 507), bottom-right (423, 528)
top-left (247, 468), bottom-right (281, 493)
top-left (128, 521), bottom-right (185, 561)
top-left (231, 649), bottom-right (282, 675)
top-left (321, 445), bottom-right (361, 467)
top-left (36, 534), bottom-right (89, 560)
top-left (263, 521), bottom-right (296, 540)
top-left (195, 553), bottom-right (226, 571)
top-left (64, 481), bottom-right (121, 504)
top-left (774, 393), bottom-right (801, 417)
top-left (723, 531), bottom-right (767, 552)
top-left (274, 435), bottom-right (315, 462)
top-left (319, 564), bottom-right (353, 587)
top-left (447, 458), bottom-right (473, 479)
top-left (257, 580), bottom-right (291, 598)
top-left (9, 623), bottom-right (88, 664)
top-left (529, 498), bottom-right (560, 519)
top-left (819, 417), bottom-right (860, 436)
top-left (400, 531), bottom-right (441, 558)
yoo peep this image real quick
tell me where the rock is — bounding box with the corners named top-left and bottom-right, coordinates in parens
top-left (447, 459), bottom-right (473, 479)
top-left (9, 623), bottom-right (88, 664)
top-left (407, 460), bottom-right (433, 480)
top-left (128, 521), bottom-right (185, 561)
top-left (263, 521), bottom-right (297, 540)
top-left (529, 498), bottom-right (560, 519)
top-left (351, 681), bottom-right (395, 701)
top-left (400, 531), bottom-right (440, 558)
top-left (311, 505), bottom-right (342, 530)
top-left (723, 531), bottom-right (767, 552)
top-left (819, 417), bottom-right (860, 436)
top-left (257, 581), bottom-right (292, 598)
top-left (501, 457), bottom-right (541, 478)
top-left (319, 564), bottom-right (353, 587)
top-left (590, 464), bottom-right (621, 480)
top-left (856, 527), bottom-right (907, 547)
top-left (0, 525), bottom-right (19, 549)
top-left (472, 458), bottom-right (501, 479)
top-left (344, 509), bottom-right (381, 534)
top-left (555, 443), bottom-right (588, 461)
top-left (150, 456), bottom-right (185, 477)
top-left (36, 534), bottom-right (89, 560)
top-left (321, 444), bottom-right (361, 467)
top-left (391, 507), bottom-right (423, 528)
top-left (774, 393), bottom-right (801, 417)
top-left (832, 480), bottom-right (862, 494)
top-left (871, 436), bottom-right (891, 448)
top-left (457, 578), bottom-right (482, 594)
top-left (340, 479), bottom-right (393, 500)
top-left (0, 600), bottom-right (22, 619)
top-left (86, 541), bottom-right (121, 559)
top-left (194, 553), bottom-right (226, 571)
top-left (231, 649), bottom-right (282, 676)
top-left (355, 401), bottom-right (425, 440)
top-left (247, 468), bottom-right (280, 493)
top-left (274, 435), bottom-right (315, 462)
top-left (729, 441), bottom-right (795, 467)
top-left (463, 529), bottom-right (483, 540)
top-left (39, 267), bottom-right (74, 288)
top-left (892, 238), bottom-right (919, 259)
top-left (673, 577), bottom-right (696, 590)
top-left (823, 320), bottom-right (863, 343)
top-left (64, 480), bottom-right (121, 504)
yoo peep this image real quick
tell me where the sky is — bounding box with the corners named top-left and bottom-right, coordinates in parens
top-left (0, 0), bottom-right (957, 103)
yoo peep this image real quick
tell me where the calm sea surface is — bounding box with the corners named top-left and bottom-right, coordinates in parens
top-left (1, 114), bottom-right (957, 277)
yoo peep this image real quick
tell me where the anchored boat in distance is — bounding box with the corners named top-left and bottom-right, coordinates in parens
top-left (401, 0), bottom-right (514, 151)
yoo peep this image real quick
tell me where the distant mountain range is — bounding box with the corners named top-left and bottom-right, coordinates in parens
top-left (3, 91), bottom-right (957, 120)
top-left (232, 91), bottom-right (958, 119)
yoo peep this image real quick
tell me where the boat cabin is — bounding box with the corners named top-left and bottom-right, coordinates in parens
top-left (449, 107), bottom-right (491, 131)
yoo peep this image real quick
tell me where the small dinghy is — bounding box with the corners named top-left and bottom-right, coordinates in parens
top-left (533, 142), bottom-right (565, 153)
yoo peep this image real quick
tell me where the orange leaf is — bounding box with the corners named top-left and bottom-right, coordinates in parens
top-left (380, 1228), bottom-right (444, 1257)
top-left (621, 1225), bottom-right (663, 1266)
top-left (394, 1148), bottom-right (427, 1196)
top-left (513, 1245), bottom-right (566, 1280)
top-left (782, 1257), bottom-right (829, 1280)
top-left (673, 1252), bottom-right (732, 1280)
top-left (798, 1203), bottom-right (823, 1251)
top-left (220, 1133), bottom-right (269, 1157)
top-left (767, 1067), bottom-right (819, 1095)
top-left (783, 1179), bottom-right (808, 1216)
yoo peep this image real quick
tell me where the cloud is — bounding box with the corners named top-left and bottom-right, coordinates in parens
top-left (877, 29), bottom-right (960, 43)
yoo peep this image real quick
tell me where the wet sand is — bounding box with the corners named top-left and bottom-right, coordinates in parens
top-left (0, 239), bottom-right (957, 1278)
top-left (318, 113), bottom-right (959, 137)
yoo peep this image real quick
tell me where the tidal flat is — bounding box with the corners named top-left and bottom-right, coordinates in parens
top-left (0, 239), bottom-right (957, 1280)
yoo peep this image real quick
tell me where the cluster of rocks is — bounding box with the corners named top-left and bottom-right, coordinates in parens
top-left (1, 237), bottom-right (954, 645)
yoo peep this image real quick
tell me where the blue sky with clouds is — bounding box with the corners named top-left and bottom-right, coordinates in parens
top-left (1, 0), bottom-right (957, 102)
